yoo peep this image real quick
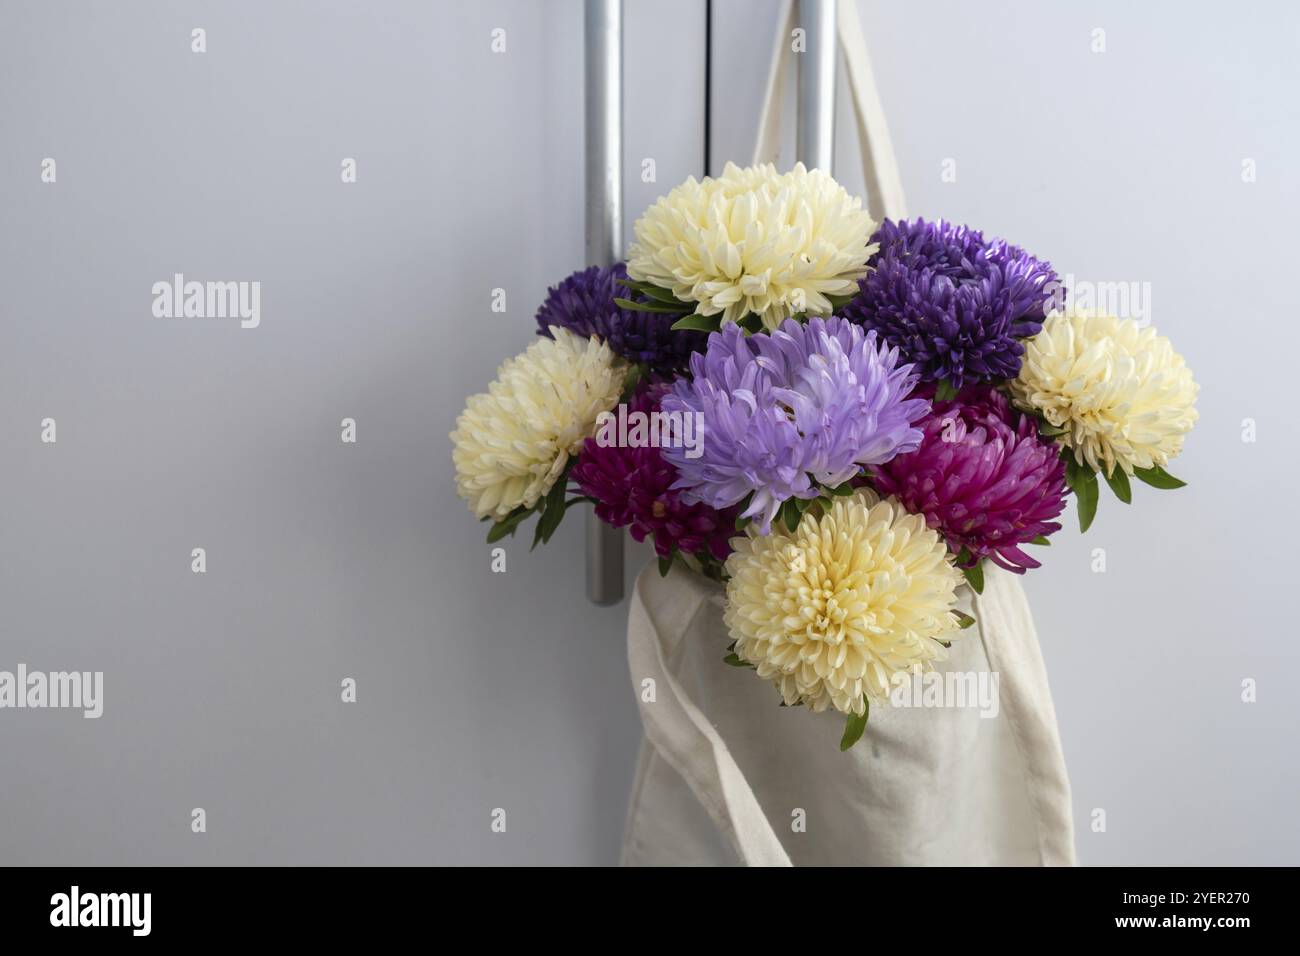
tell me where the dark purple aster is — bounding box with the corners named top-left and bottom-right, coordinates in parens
top-left (871, 385), bottom-right (1068, 573)
top-left (571, 385), bottom-right (736, 561)
top-left (839, 219), bottom-right (1058, 388)
top-left (535, 263), bottom-right (706, 375)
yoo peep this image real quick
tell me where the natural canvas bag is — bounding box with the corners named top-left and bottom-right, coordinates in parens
top-left (619, 1), bottom-right (1076, 867)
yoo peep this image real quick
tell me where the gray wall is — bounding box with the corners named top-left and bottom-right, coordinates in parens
top-left (0, 0), bottom-right (1294, 865)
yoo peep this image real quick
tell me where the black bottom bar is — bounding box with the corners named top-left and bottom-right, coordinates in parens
top-left (0, 865), bottom-right (1281, 941)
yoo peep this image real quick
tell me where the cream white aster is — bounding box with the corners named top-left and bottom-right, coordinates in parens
top-left (451, 327), bottom-right (625, 520)
top-left (1009, 310), bottom-right (1198, 477)
top-left (626, 162), bottom-right (877, 330)
top-left (724, 490), bottom-right (964, 716)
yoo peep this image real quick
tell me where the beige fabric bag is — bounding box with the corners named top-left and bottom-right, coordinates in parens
top-left (621, 564), bottom-right (1075, 866)
top-left (619, 1), bottom-right (1075, 867)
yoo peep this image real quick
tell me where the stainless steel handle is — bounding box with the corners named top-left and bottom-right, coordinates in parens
top-left (796, 0), bottom-right (837, 172)
top-left (584, 0), bottom-right (625, 605)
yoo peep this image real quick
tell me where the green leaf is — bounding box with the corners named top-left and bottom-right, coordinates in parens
top-left (1029, 534), bottom-right (1051, 546)
top-left (1062, 455), bottom-right (1082, 489)
top-left (825, 291), bottom-right (857, 310)
top-left (1062, 457), bottom-right (1099, 533)
top-left (616, 278), bottom-right (691, 307)
top-left (530, 476), bottom-right (571, 550)
top-left (613, 296), bottom-right (688, 315)
top-left (952, 610), bottom-right (977, 629)
top-left (637, 285), bottom-right (689, 307)
top-left (839, 700), bottom-right (870, 752)
top-left (1038, 420), bottom-right (1068, 437)
top-left (658, 555), bottom-right (673, 577)
top-left (737, 314), bottom-right (764, 334)
top-left (830, 481), bottom-right (855, 496)
top-left (486, 507), bottom-right (532, 543)
top-left (616, 278), bottom-right (658, 295)
top-left (934, 379), bottom-right (958, 402)
top-left (733, 495), bottom-right (754, 532)
top-left (1075, 471), bottom-right (1099, 532)
top-left (723, 652), bottom-right (752, 668)
top-left (671, 313), bottom-right (722, 333)
top-left (696, 555), bottom-right (726, 583)
top-left (617, 363), bottom-right (645, 402)
top-left (1103, 465), bottom-right (1132, 504)
top-left (963, 561), bottom-right (985, 595)
top-left (1133, 464), bottom-right (1187, 489)
top-left (782, 500), bottom-right (801, 533)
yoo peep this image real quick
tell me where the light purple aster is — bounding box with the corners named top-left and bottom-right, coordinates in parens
top-left (661, 317), bottom-right (930, 533)
top-left (838, 218), bottom-right (1058, 388)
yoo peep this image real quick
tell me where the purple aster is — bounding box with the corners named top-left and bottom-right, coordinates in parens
top-left (535, 263), bottom-right (706, 375)
top-left (839, 218), bottom-right (1058, 388)
top-left (661, 316), bottom-right (930, 534)
top-left (571, 385), bottom-right (736, 561)
top-left (871, 385), bottom-right (1068, 573)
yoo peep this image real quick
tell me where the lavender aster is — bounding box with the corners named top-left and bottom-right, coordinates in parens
top-left (535, 263), bottom-right (706, 375)
top-left (871, 385), bottom-right (1068, 573)
top-left (839, 218), bottom-right (1057, 388)
top-left (662, 317), bottom-right (929, 533)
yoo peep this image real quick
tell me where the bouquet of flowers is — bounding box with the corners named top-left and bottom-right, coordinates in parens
top-left (451, 162), bottom-right (1198, 750)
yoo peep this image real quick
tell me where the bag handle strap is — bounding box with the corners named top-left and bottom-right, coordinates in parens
top-left (751, 0), bottom-right (796, 172)
top-left (752, 0), bottom-right (907, 222)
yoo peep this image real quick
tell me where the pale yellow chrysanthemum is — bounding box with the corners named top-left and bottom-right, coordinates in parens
top-left (451, 328), bottom-right (624, 520)
top-left (1009, 310), bottom-right (1198, 477)
top-left (626, 162), bottom-right (876, 330)
top-left (724, 491), bottom-right (964, 716)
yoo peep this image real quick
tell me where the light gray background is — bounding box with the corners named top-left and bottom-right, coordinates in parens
top-left (0, 0), bottom-right (1294, 865)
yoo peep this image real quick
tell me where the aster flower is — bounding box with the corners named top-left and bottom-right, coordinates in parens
top-left (839, 218), bottom-right (1057, 388)
top-left (1008, 310), bottom-right (1198, 478)
top-left (725, 489), bottom-right (964, 717)
top-left (626, 162), bottom-right (877, 330)
top-left (535, 263), bottom-right (706, 375)
top-left (871, 385), bottom-right (1068, 573)
top-left (570, 385), bottom-right (736, 561)
top-left (451, 327), bottom-right (625, 520)
top-left (662, 317), bottom-right (929, 533)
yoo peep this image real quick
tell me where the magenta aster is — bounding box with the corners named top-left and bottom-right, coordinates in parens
top-left (871, 385), bottom-right (1067, 572)
top-left (570, 386), bottom-right (736, 561)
